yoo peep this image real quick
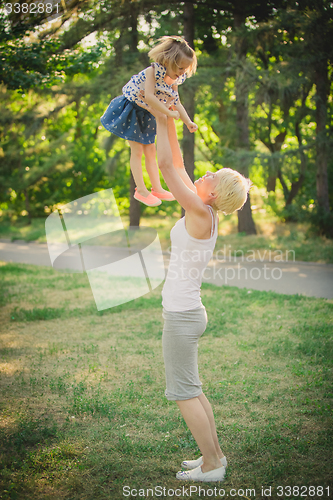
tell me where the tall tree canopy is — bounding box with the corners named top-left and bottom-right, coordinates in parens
top-left (1, 0), bottom-right (332, 235)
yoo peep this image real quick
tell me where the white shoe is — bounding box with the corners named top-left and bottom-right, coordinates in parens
top-left (176, 465), bottom-right (226, 482)
top-left (182, 455), bottom-right (227, 470)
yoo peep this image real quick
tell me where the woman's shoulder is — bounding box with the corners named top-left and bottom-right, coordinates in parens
top-left (184, 205), bottom-right (215, 240)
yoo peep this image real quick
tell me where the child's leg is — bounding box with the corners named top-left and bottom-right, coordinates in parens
top-left (128, 140), bottom-right (150, 197)
top-left (143, 143), bottom-right (172, 195)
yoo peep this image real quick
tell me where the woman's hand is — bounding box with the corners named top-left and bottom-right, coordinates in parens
top-left (169, 109), bottom-right (180, 120)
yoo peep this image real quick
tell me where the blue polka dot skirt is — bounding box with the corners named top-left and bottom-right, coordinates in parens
top-left (101, 95), bottom-right (156, 145)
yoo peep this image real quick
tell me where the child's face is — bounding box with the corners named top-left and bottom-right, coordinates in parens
top-left (165, 56), bottom-right (192, 81)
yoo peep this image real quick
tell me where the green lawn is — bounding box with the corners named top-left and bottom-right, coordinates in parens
top-left (1, 212), bottom-right (333, 263)
top-left (0, 262), bottom-right (332, 499)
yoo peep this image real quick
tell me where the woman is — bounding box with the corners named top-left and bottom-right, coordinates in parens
top-left (155, 114), bottom-right (251, 482)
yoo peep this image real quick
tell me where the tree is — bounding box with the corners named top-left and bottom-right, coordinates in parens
top-left (232, 8), bottom-right (257, 234)
top-left (0, 0), bottom-right (86, 90)
top-left (182, 2), bottom-right (196, 186)
top-left (1, 0), bottom-right (331, 238)
top-left (127, 2), bottom-right (142, 227)
top-left (250, 16), bottom-right (315, 216)
top-left (280, 1), bottom-right (333, 233)
top-left (230, 0), bottom-right (289, 233)
top-left (193, 0), bottom-right (287, 233)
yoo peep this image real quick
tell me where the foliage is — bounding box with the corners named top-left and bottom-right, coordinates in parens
top-left (309, 205), bottom-right (333, 239)
top-left (0, 0), bottom-right (332, 236)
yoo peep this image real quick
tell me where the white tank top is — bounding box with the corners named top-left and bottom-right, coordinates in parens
top-left (162, 206), bottom-right (218, 312)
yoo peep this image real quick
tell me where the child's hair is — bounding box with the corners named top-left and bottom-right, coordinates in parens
top-left (212, 168), bottom-right (252, 215)
top-left (148, 36), bottom-right (197, 77)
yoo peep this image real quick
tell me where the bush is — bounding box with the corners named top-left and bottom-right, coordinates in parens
top-left (309, 205), bottom-right (333, 239)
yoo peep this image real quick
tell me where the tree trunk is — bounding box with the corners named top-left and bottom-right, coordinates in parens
top-left (285, 120), bottom-right (306, 207)
top-left (238, 197), bottom-right (255, 233)
top-left (128, 5), bottom-right (142, 227)
top-left (129, 172), bottom-right (141, 227)
top-left (181, 2), bottom-right (195, 217)
top-left (234, 11), bottom-right (256, 235)
top-left (265, 131), bottom-right (287, 192)
top-left (314, 58), bottom-right (330, 213)
top-left (267, 176), bottom-right (277, 192)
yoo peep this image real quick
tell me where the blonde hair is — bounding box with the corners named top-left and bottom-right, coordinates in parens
top-left (212, 168), bottom-right (251, 215)
top-left (148, 36), bottom-right (197, 77)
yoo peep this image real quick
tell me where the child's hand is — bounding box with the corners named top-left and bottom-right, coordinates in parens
top-left (186, 121), bottom-right (198, 133)
top-left (169, 109), bottom-right (180, 120)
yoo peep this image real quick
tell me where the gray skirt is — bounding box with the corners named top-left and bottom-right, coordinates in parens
top-left (162, 306), bottom-right (208, 401)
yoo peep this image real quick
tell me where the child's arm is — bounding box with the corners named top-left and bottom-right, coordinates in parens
top-left (145, 67), bottom-right (180, 120)
top-left (173, 85), bottom-right (198, 133)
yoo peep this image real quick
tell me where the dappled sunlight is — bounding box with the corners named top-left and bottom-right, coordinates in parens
top-left (7, 289), bottom-right (94, 312)
top-left (41, 288), bottom-right (95, 310)
top-left (0, 359), bottom-right (23, 377)
top-left (0, 262), bottom-right (332, 498)
top-left (0, 415), bottom-right (18, 433)
top-left (218, 214), bottom-right (239, 236)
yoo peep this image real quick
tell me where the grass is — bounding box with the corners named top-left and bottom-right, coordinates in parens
top-left (1, 208), bottom-right (333, 263)
top-left (0, 262), bottom-right (332, 499)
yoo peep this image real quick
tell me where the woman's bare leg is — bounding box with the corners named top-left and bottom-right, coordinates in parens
top-left (198, 393), bottom-right (224, 459)
top-left (176, 396), bottom-right (222, 473)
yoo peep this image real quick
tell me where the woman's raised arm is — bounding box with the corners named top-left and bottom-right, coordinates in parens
top-left (156, 115), bottom-right (206, 216)
top-left (165, 116), bottom-right (197, 194)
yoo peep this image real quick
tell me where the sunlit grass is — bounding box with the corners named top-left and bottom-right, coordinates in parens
top-left (0, 262), bottom-right (332, 499)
